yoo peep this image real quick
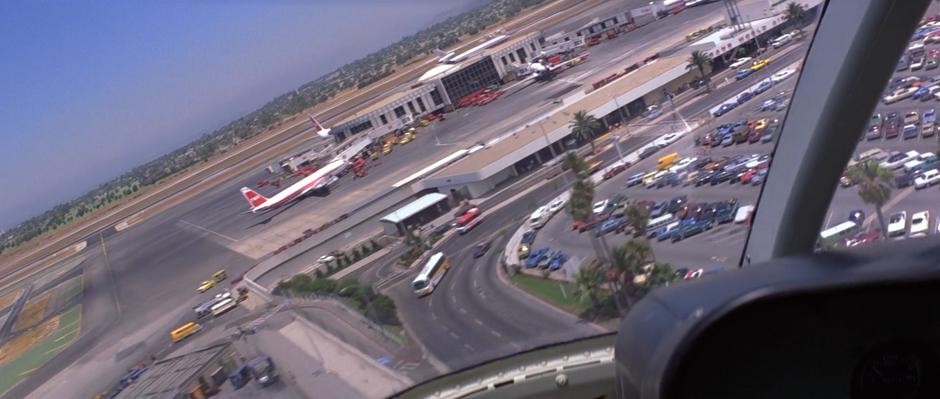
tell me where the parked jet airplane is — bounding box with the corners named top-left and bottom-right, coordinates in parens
top-left (240, 158), bottom-right (347, 214)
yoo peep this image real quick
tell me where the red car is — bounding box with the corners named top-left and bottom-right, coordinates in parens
top-left (739, 169), bottom-right (758, 184)
top-left (603, 164), bottom-right (627, 180)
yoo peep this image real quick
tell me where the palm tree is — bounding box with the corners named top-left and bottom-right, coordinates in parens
top-left (685, 50), bottom-right (712, 93)
top-left (637, 262), bottom-right (678, 296)
top-left (562, 151), bottom-right (587, 175)
top-left (572, 265), bottom-right (602, 311)
top-left (847, 159), bottom-right (893, 238)
top-left (785, 2), bottom-right (808, 30)
top-left (608, 240), bottom-right (655, 309)
top-left (569, 111), bottom-right (603, 153)
top-left (625, 203), bottom-right (651, 237)
top-left (565, 178), bottom-right (595, 223)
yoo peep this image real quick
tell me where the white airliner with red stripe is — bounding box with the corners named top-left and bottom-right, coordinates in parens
top-left (240, 158), bottom-right (347, 214)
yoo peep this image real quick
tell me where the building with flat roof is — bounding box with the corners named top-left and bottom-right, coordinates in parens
top-left (332, 83), bottom-right (447, 141)
top-left (380, 193), bottom-right (451, 236)
top-left (114, 343), bottom-right (240, 399)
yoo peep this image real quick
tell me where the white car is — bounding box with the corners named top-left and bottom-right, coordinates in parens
top-left (657, 133), bottom-right (680, 146)
top-left (888, 211), bottom-right (907, 238)
top-left (882, 150), bottom-right (920, 170)
top-left (670, 157), bottom-right (697, 173)
top-left (771, 68), bottom-right (797, 83)
top-left (884, 87), bottom-right (918, 104)
top-left (912, 56), bottom-right (926, 70)
top-left (529, 206), bottom-right (551, 229)
top-left (909, 211), bottom-right (930, 237)
top-left (317, 254), bottom-right (336, 264)
top-left (592, 200), bottom-right (609, 216)
top-left (729, 57), bottom-right (753, 69)
top-left (914, 169), bottom-right (940, 189)
top-left (771, 33), bottom-right (793, 48)
top-left (548, 198), bottom-right (566, 214)
top-left (734, 205), bottom-right (755, 224)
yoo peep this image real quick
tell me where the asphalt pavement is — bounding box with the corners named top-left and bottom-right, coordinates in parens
top-left (10, 3), bottom-right (759, 396)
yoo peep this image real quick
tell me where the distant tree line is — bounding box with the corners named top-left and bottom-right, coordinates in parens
top-left (0, 0), bottom-right (548, 254)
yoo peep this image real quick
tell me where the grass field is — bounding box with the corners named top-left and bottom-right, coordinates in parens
top-left (11, 275), bottom-right (83, 333)
top-left (510, 273), bottom-right (590, 315)
top-left (0, 304), bottom-right (81, 396)
top-left (11, 293), bottom-right (51, 332)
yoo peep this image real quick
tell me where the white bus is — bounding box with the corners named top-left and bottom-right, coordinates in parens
top-left (211, 297), bottom-right (237, 317)
top-left (412, 252), bottom-right (449, 297)
top-left (819, 221), bottom-right (859, 247)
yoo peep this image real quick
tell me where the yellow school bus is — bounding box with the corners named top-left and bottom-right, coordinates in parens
top-left (170, 322), bottom-right (203, 343)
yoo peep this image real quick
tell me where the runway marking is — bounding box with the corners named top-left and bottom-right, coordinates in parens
top-left (178, 220), bottom-right (238, 242)
top-left (474, 318), bottom-right (484, 326)
top-left (464, 343), bottom-right (474, 351)
top-left (459, 307), bottom-right (468, 315)
top-left (491, 330), bottom-right (502, 338)
top-left (451, 294), bottom-right (457, 304)
top-left (449, 331), bottom-right (460, 340)
top-left (473, 280), bottom-right (479, 289)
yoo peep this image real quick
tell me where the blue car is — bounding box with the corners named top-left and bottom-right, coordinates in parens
top-left (671, 219), bottom-right (713, 242)
top-left (903, 124), bottom-right (918, 140)
top-left (656, 227), bottom-right (676, 241)
top-left (736, 91), bottom-right (753, 104)
top-left (525, 247), bottom-right (550, 268)
top-left (548, 252), bottom-right (567, 271)
top-left (914, 86), bottom-right (931, 99)
top-left (712, 103), bottom-right (736, 117)
top-left (595, 217), bottom-right (622, 237)
top-left (735, 69), bottom-right (755, 80)
top-left (753, 80), bottom-right (772, 94)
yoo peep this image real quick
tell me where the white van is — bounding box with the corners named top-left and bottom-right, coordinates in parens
top-left (529, 206), bottom-right (551, 229)
top-left (646, 213), bottom-right (676, 235)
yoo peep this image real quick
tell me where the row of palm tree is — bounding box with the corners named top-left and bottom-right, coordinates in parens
top-left (572, 238), bottom-right (677, 316)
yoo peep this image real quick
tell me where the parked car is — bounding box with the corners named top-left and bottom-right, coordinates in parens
top-left (915, 169), bottom-right (940, 189)
top-left (909, 211), bottom-right (930, 237)
top-left (848, 209), bottom-right (866, 224)
top-left (887, 211), bottom-right (907, 238)
top-left (625, 173), bottom-right (645, 187)
top-left (592, 199), bottom-right (609, 215)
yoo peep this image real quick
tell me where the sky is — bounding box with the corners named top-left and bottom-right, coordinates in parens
top-left (0, 0), bottom-right (487, 229)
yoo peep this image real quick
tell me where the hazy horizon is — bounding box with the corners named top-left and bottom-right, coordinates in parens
top-left (0, 0), bottom-right (489, 229)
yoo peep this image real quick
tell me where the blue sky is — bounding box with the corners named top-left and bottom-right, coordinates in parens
top-left (0, 0), bottom-right (484, 228)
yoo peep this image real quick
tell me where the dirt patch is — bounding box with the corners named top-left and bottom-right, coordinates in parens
top-left (12, 292), bottom-right (52, 332)
top-left (0, 289), bottom-right (23, 313)
top-left (0, 314), bottom-right (60, 368)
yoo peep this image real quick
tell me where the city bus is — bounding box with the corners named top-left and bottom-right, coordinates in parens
top-left (455, 207), bottom-right (483, 234)
top-left (412, 252), bottom-right (449, 297)
top-left (819, 220), bottom-right (859, 248)
top-left (211, 297), bottom-right (237, 317)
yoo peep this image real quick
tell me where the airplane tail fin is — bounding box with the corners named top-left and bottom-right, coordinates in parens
top-left (240, 187), bottom-right (268, 210)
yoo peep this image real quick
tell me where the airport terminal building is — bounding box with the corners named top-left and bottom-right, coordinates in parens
top-left (412, 0), bottom-right (821, 200)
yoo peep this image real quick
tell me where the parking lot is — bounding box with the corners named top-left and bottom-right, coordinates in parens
top-left (526, 72), bottom-right (795, 274)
